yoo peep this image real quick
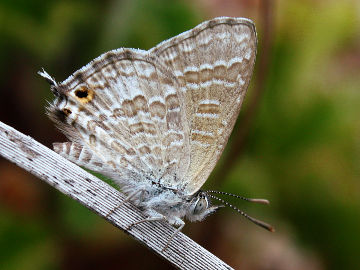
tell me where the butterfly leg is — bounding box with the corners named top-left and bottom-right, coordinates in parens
top-left (105, 188), bottom-right (145, 218)
top-left (126, 215), bottom-right (166, 230)
top-left (126, 208), bottom-right (165, 230)
top-left (162, 218), bottom-right (185, 251)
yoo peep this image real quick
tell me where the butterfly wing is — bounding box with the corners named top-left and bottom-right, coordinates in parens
top-left (150, 17), bottom-right (257, 195)
top-left (47, 49), bottom-right (191, 189)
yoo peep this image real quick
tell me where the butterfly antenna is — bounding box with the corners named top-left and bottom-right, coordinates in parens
top-left (207, 193), bottom-right (275, 232)
top-left (206, 190), bottom-right (270, 204)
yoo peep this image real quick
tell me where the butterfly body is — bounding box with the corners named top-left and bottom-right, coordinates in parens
top-left (40, 17), bottom-right (270, 248)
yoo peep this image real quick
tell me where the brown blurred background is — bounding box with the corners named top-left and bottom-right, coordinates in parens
top-left (1, 0), bottom-right (360, 269)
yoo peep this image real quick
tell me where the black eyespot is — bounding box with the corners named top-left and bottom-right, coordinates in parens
top-left (63, 108), bottom-right (72, 116)
top-left (53, 108), bottom-right (72, 122)
top-left (75, 89), bottom-right (88, 98)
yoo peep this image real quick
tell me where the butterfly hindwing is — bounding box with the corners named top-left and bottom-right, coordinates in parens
top-left (49, 49), bottom-right (191, 189)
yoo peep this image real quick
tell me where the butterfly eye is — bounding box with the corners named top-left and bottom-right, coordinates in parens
top-left (193, 197), bottom-right (208, 214)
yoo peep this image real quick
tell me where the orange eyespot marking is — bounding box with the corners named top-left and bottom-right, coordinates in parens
top-left (74, 86), bottom-right (94, 104)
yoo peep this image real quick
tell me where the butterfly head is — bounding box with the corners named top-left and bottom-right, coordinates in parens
top-left (185, 190), bottom-right (275, 232)
top-left (185, 191), bottom-right (222, 222)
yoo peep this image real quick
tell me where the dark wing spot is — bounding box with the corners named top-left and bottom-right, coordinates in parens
top-left (52, 108), bottom-right (71, 122)
top-left (208, 20), bottom-right (217, 28)
top-left (226, 18), bottom-right (237, 25)
top-left (74, 86), bottom-right (94, 104)
top-left (106, 52), bottom-right (117, 63)
top-left (123, 50), bottom-right (133, 59)
top-left (74, 72), bottom-right (86, 84)
top-left (63, 108), bottom-right (72, 116)
top-left (75, 88), bottom-right (88, 98)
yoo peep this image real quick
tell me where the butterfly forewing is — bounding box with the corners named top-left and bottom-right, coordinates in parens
top-left (150, 17), bottom-right (257, 194)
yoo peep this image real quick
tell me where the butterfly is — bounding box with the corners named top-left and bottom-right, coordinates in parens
top-left (39, 16), bottom-right (274, 250)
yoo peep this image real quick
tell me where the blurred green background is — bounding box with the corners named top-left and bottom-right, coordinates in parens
top-left (1, 0), bottom-right (360, 269)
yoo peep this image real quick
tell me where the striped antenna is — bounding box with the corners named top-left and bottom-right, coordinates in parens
top-left (206, 193), bottom-right (275, 232)
top-left (206, 190), bottom-right (270, 204)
